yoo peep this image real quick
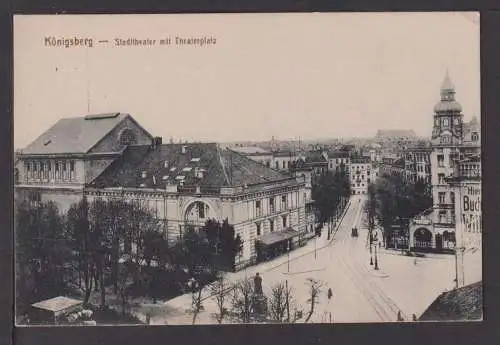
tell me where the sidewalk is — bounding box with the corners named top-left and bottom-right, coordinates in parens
top-left (355, 224), bottom-right (456, 319)
top-left (157, 200), bottom-right (353, 325)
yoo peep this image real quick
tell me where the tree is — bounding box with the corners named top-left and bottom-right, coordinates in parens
top-left (312, 169), bottom-right (350, 236)
top-left (304, 278), bottom-right (324, 323)
top-left (117, 257), bottom-right (133, 315)
top-left (365, 183), bottom-right (377, 242)
top-left (211, 273), bottom-right (230, 324)
top-left (188, 276), bottom-right (205, 325)
top-left (231, 278), bottom-right (255, 323)
top-left (88, 198), bottom-right (108, 308)
top-left (219, 219), bottom-right (243, 269)
top-left (268, 281), bottom-right (287, 322)
top-left (267, 280), bottom-right (302, 323)
top-left (15, 199), bottom-right (69, 313)
top-left (66, 197), bottom-right (95, 304)
top-left (371, 173), bottom-right (433, 247)
top-left (199, 218), bottom-right (243, 271)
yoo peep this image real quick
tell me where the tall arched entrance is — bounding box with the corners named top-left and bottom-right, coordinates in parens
top-left (414, 228), bottom-right (433, 249)
top-left (183, 200), bottom-right (214, 231)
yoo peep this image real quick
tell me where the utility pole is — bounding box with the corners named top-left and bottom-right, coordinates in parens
top-left (287, 241), bottom-right (291, 273)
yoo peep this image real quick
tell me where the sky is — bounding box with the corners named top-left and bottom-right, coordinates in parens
top-left (14, 12), bottom-right (480, 149)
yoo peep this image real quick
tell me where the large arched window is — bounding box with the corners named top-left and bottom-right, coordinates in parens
top-left (119, 128), bottom-right (137, 146)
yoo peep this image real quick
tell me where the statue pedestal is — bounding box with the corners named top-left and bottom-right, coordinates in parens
top-left (252, 294), bottom-right (268, 317)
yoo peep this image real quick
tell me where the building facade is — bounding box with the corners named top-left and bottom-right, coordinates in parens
top-left (447, 155), bottom-right (481, 287)
top-left (349, 157), bottom-right (378, 195)
top-left (404, 143), bottom-right (432, 184)
top-left (15, 113), bottom-right (308, 269)
top-left (409, 73), bottom-right (481, 253)
top-left (15, 113), bottom-right (154, 214)
top-left (325, 150), bottom-right (350, 174)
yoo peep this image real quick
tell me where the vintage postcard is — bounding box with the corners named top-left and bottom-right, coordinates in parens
top-left (13, 12), bottom-right (481, 326)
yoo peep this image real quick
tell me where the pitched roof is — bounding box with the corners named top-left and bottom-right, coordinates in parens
top-left (21, 113), bottom-right (134, 155)
top-left (351, 157), bottom-right (371, 164)
top-left (90, 143), bottom-right (291, 189)
top-left (230, 146), bottom-right (271, 155)
top-left (327, 150), bottom-right (349, 159)
top-left (419, 282), bottom-right (482, 321)
top-left (273, 150), bottom-right (296, 157)
top-left (463, 116), bottom-right (480, 134)
top-left (304, 150), bottom-right (327, 163)
top-left (31, 296), bottom-right (83, 312)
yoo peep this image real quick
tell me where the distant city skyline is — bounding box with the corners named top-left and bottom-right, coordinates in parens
top-left (14, 12), bottom-right (480, 149)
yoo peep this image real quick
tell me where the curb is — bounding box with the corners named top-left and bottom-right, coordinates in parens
top-left (167, 199), bottom-right (355, 306)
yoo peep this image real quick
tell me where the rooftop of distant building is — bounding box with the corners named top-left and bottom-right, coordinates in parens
top-left (375, 129), bottom-right (416, 139)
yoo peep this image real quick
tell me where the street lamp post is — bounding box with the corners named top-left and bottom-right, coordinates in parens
top-left (314, 235), bottom-right (317, 260)
top-left (369, 227), bottom-right (373, 265)
top-left (287, 241), bottom-right (291, 273)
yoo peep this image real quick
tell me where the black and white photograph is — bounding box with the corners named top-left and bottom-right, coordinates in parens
top-left (13, 12), bottom-right (482, 326)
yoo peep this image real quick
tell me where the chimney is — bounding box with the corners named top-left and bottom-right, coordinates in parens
top-left (152, 136), bottom-right (162, 149)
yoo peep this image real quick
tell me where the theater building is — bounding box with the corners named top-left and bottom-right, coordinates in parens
top-left (15, 113), bottom-right (308, 269)
top-left (15, 113), bottom-right (154, 213)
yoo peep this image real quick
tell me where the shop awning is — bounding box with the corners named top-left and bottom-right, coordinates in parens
top-left (257, 227), bottom-right (300, 246)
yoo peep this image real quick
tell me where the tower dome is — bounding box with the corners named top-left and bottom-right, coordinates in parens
top-left (434, 71), bottom-right (462, 113)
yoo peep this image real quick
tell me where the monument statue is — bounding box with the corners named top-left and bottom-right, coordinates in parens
top-left (254, 272), bottom-right (263, 295)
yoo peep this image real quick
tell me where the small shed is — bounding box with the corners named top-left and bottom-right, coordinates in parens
top-left (30, 296), bottom-right (83, 325)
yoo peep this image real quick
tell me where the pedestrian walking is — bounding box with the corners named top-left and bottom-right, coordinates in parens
top-left (327, 287), bottom-right (333, 301)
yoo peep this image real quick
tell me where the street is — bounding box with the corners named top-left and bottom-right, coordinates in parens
top-left (158, 195), bottom-right (457, 324)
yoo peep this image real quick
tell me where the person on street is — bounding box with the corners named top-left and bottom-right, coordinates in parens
top-left (327, 288), bottom-right (333, 301)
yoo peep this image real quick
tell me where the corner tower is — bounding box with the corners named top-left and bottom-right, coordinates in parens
top-left (431, 71), bottom-right (464, 146)
top-left (430, 72), bottom-right (465, 237)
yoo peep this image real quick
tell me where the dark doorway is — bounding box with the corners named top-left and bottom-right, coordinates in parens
top-left (414, 228), bottom-right (433, 249)
top-left (435, 233), bottom-right (443, 251)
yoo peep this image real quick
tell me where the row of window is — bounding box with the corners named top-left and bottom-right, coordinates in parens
top-left (24, 160), bottom-right (76, 182)
top-left (435, 117), bottom-right (460, 127)
top-left (438, 191), bottom-right (455, 205)
top-left (416, 165), bottom-right (430, 173)
top-left (329, 158), bottom-right (349, 168)
top-left (351, 165), bottom-right (370, 171)
top-left (438, 210), bottom-right (454, 224)
top-left (255, 195), bottom-right (290, 217)
top-left (406, 154), bottom-right (430, 163)
top-left (255, 214), bottom-right (289, 236)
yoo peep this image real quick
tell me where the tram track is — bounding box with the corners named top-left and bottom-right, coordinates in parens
top-left (333, 196), bottom-right (405, 322)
